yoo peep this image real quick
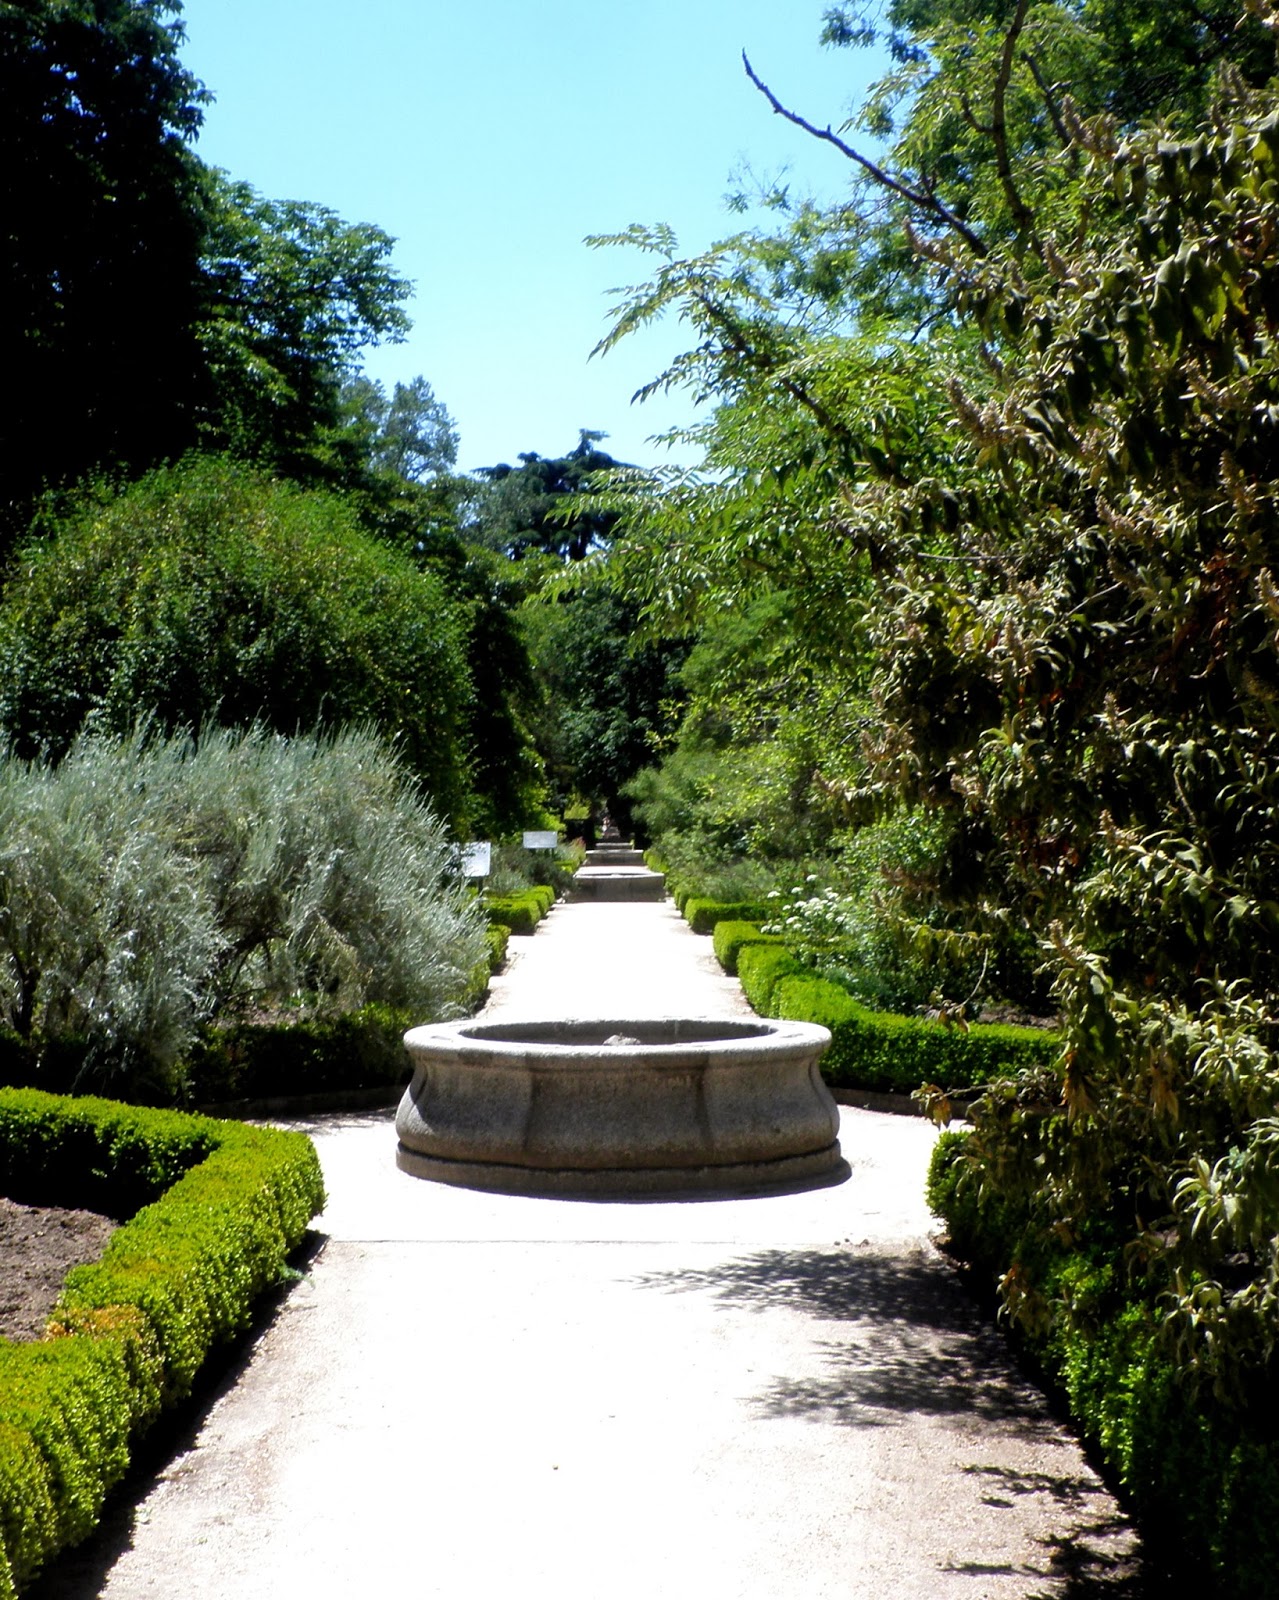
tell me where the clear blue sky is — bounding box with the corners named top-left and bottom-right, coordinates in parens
top-left (177, 0), bottom-right (887, 472)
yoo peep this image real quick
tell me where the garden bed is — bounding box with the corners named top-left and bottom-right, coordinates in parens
top-left (0, 1198), bottom-right (115, 1342)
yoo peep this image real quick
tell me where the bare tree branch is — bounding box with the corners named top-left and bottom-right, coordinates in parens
top-left (742, 51), bottom-right (989, 258)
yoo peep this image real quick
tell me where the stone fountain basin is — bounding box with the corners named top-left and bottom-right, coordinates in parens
top-left (395, 1016), bottom-right (845, 1197)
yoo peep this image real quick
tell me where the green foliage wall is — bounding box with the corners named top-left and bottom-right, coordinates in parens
top-left (592, 0), bottom-right (1279, 1450)
top-left (928, 1132), bottom-right (1279, 1589)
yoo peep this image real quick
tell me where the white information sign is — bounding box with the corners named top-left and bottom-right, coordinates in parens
top-left (522, 830), bottom-right (558, 851)
top-left (460, 841), bottom-right (492, 878)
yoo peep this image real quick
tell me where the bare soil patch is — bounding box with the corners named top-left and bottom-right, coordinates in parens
top-left (0, 1197), bottom-right (117, 1341)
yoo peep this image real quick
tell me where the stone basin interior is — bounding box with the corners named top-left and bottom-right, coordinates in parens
top-left (454, 1018), bottom-right (774, 1048)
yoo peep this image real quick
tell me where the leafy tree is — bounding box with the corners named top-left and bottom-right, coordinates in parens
top-left (861, 81), bottom-right (1279, 1401)
top-left (0, 456), bottom-right (475, 825)
top-left (824, 0), bottom-right (1275, 130)
top-left (415, 530), bottom-right (549, 836)
top-left (196, 171), bottom-right (412, 476)
top-left (0, 3), bottom-right (416, 532)
top-left (465, 429), bottom-right (680, 830)
top-left (363, 375), bottom-right (459, 482)
top-left (523, 589), bottom-right (686, 834)
top-left (624, 594), bottom-right (854, 858)
top-left (0, 0), bottom-right (208, 528)
top-left (592, 0), bottom-right (1279, 1419)
top-left (300, 378), bottom-right (550, 834)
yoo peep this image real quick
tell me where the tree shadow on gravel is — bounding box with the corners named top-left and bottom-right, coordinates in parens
top-left (20, 1229), bottom-right (329, 1600)
top-left (634, 1245), bottom-right (1051, 1430)
top-left (631, 1245), bottom-right (1152, 1597)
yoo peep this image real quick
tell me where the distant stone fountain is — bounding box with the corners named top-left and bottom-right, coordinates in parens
top-left (395, 1015), bottom-right (845, 1197)
top-left (569, 838), bottom-right (666, 901)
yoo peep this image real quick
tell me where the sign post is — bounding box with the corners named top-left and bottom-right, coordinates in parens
top-left (460, 841), bottom-right (492, 880)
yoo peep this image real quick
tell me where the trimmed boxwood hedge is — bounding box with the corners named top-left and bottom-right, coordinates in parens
top-left (735, 944), bottom-right (806, 1015)
top-left (711, 920), bottom-right (786, 977)
top-left (928, 1132), bottom-right (1279, 1591)
top-left (483, 886), bottom-right (556, 937)
top-left (729, 942), bottom-right (1056, 1094)
top-left (0, 1090), bottom-right (324, 1598)
top-left (772, 973), bottom-right (1056, 1093)
top-left (683, 897), bottom-right (772, 936)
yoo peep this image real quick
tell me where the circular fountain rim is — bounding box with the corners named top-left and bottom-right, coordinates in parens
top-left (403, 1014), bottom-right (831, 1064)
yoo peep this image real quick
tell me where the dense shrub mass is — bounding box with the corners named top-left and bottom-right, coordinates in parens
top-left (0, 1089), bottom-right (323, 1597)
top-left (0, 726), bottom-right (486, 1101)
top-left (0, 457), bottom-right (473, 824)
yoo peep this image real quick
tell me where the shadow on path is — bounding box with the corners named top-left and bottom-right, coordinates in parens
top-left (632, 1245), bottom-right (1151, 1598)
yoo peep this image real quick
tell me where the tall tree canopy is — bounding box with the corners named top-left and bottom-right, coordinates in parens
top-left (473, 430), bottom-right (625, 560)
top-left (196, 172), bottom-right (412, 476)
top-left (0, 0), bottom-right (208, 523)
top-left (0, 1), bottom-right (413, 533)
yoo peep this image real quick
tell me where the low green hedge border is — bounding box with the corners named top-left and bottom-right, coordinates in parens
top-left (774, 973), bottom-right (1055, 1093)
top-left (184, 1004), bottom-right (416, 1106)
top-left (735, 943), bottom-right (805, 1015)
top-left (730, 935), bottom-right (1055, 1093)
top-left (0, 1001), bottom-right (451, 1112)
top-left (711, 920), bottom-right (786, 977)
top-left (927, 1132), bottom-right (1279, 1591)
top-left (0, 1089), bottom-right (324, 1598)
top-left (483, 886), bottom-right (556, 937)
top-left (485, 923), bottom-right (510, 972)
top-left (683, 898), bottom-right (772, 936)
